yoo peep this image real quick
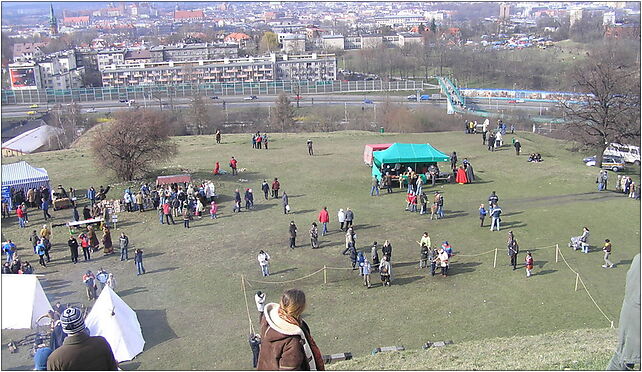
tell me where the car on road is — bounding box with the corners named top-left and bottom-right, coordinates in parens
top-left (29, 104), bottom-right (39, 108)
top-left (26, 110), bottom-right (37, 115)
top-left (584, 155), bottom-right (626, 172)
top-left (87, 107), bottom-right (97, 113)
top-left (119, 99), bottom-right (129, 103)
top-left (406, 95), bottom-right (430, 101)
top-left (363, 99), bottom-right (374, 104)
top-left (210, 96), bottom-right (219, 100)
top-left (293, 95), bottom-right (303, 100)
top-left (244, 95), bottom-right (258, 101)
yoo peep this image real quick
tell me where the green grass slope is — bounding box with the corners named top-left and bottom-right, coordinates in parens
top-left (329, 328), bottom-right (616, 370)
top-left (1, 130), bottom-right (638, 370)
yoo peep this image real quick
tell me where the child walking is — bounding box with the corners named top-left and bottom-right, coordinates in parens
top-left (525, 251), bottom-right (534, 277)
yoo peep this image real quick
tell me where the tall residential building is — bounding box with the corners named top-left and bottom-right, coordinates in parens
top-left (570, 9), bottom-right (584, 26)
top-left (100, 53), bottom-right (337, 87)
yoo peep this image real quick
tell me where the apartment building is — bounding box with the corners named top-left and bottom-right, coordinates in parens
top-left (322, 35), bottom-right (345, 50)
top-left (8, 50), bottom-right (85, 90)
top-left (100, 53), bottom-right (336, 87)
top-left (282, 34), bottom-right (306, 53)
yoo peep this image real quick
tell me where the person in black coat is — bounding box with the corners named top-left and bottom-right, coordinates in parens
top-left (67, 235), bottom-right (79, 264)
top-left (382, 240), bottom-right (393, 261)
top-left (82, 206), bottom-right (92, 220)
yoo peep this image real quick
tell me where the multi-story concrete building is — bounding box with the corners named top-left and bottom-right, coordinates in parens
top-left (375, 14), bottom-right (425, 27)
top-left (282, 34), bottom-right (306, 53)
top-left (322, 35), bottom-right (345, 51)
top-left (96, 48), bottom-right (126, 71)
top-left (361, 34), bottom-right (384, 48)
top-left (100, 53), bottom-right (336, 87)
top-left (8, 50), bottom-right (85, 90)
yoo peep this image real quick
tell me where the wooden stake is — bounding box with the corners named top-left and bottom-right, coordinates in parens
top-left (323, 265), bottom-right (327, 284)
top-left (574, 273), bottom-right (579, 291)
top-left (493, 247), bottom-right (498, 268)
top-left (555, 244), bottom-right (559, 263)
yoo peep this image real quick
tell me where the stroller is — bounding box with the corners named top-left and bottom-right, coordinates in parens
top-left (568, 230), bottom-right (590, 253)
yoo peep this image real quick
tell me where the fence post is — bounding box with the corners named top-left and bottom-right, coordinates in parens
top-left (610, 321), bottom-right (614, 329)
top-left (555, 244), bottom-right (559, 263)
top-left (323, 265), bottom-right (327, 284)
top-left (493, 247), bottom-right (498, 268)
top-left (574, 273), bottom-right (579, 291)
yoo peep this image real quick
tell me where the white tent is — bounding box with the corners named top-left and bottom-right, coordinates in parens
top-left (1, 274), bottom-right (53, 329)
top-left (85, 286), bottom-right (145, 363)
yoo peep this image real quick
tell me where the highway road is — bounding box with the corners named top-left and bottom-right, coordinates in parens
top-left (1, 95), bottom-right (559, 118)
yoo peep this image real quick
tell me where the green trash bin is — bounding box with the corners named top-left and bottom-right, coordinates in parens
top-left (380, 127), bottom-right (384, 134)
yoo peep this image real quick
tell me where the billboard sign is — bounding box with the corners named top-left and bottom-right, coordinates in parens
top-left (10, 67), bottom-right (37, 88)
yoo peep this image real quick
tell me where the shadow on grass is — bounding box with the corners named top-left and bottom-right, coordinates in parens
top-left (501, 220), bottom-right (527, 228)
top-left (446, 210), bottom-right (468, 218)
top-left (144, 251), bottom-right (165, 259)
top-left (271, 267), bottom-right (298, 275)
top-left (138, 309), bottom-right (178, 350)
top-left (293, 209), bottom-right (315, 214)
top-left (536, 260), bottom-right (548, 269)
top-left (394, 275), bottom-right (423, 285)
top-left (48, 291), bottom-right (75, 301)
top-left (448, 261), bottom-right (481, 276)
top-left (146, 266), bottom-right (178, 274)
top-left (118, 286), bottom-right (148, 297)
top-left (5, 365), bottom-right (33, 371)
top-left (502, 211), bottom-right (523, 217)
top-left (617, 259), bottom-right (633, 266)
top-left (536, 269), bottom-right (557, 276)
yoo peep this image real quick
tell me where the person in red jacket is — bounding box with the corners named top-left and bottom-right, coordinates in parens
top-left (16, 205), bottom-right (26, 228)
top-left (271, 178), bottom-right (280, 199)
top-left (230, 157), bottom-right (238, 176)
top-left (318, 206), bottom-right (330, 236)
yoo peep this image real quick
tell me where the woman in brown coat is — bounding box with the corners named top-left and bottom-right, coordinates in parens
top-left (101, 226), bottom-right (113, 255)
top-left (255, 289), bottom-right (324, 371)
top-left (87, 225), bottom-right (100, 252)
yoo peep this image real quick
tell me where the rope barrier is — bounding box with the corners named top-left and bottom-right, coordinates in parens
top-left (244, 268), bottom-right (325, 285)
top-left (557, 248), bottom-right (614, 326)
top-left (240, 275), bottom-right (256, 335)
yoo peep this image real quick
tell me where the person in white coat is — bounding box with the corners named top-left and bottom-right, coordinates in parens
top-left (258, 250), bottom-right (270, 277)
top-left (337, 208), bottom-right (346, 231)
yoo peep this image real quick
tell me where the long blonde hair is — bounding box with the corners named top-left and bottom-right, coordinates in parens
top-left (279, 289), bottom-right (306, 323)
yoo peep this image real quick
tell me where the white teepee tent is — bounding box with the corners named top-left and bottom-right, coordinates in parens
top-left (85, 286), bottom-right (145, 362)
top-left (1, 275), bottom-right (53, 329)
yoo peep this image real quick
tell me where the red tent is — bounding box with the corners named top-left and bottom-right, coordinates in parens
top-left (363, 144), bottom-right (393, 166)
top-left (156, 174), bottom-right (192, 186)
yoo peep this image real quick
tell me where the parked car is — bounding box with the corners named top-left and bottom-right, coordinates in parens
top-left (585, 155), bottom-right (626, 172)
top-left (244, 95), bottom-right (258, 100)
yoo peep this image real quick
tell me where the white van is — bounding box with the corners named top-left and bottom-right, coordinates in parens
top-left (604, 143), bottom-right (640, 165)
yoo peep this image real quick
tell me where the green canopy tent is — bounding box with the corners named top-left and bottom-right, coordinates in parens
top-left (372, 143), bottom-right (450, 179)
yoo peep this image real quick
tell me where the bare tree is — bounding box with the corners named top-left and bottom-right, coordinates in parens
top-left (561, 48), bottom-right (640, 167)
top-left (189, 95), bottom-right (210, 135)
top-left (50, 102), bottom-right (84, 148)
top-left (272, 92), bottom-right (296, 132)
top-left (91, 110), bottom-right (177, 181)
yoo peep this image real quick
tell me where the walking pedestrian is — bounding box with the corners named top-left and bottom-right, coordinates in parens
top-left (101, 226), bottom-right (113, 255)
top-left (182, 208), bottom-right (190, 228)
top-left (82, 271), bottom-right (97, 300)
top-left (344, 208), bottom-right (354, 228)
top-left (282, 192), bottom-right (289, 214)
top-left (30, 230), bottom-right (39, 254)
top-left (245, 188), bottom-right (254, 210)
top-left (67, 235), bottom-right (79, 264)
top-left (230, 156), bottom-right (238, 176)
top-left (379, 256), bottom-right (391, 286)
top-left (318, 207), bottom-right (329, 236)
top-left (215, 129), bottom-right (221, 144)
top-left (371, 241), bottom-right (380, 270)
top-left (479, 204), bottom-right (487, 227)
top-left (41, 198), bottom-right (52, 220)
top-left (514, 138), bottom-right (521, 155)
top-left (307, 139), bottom-right (314, 155)
top-left (370, 176), bottom-right (380, 196)
top-left (437, 248), bottom-right (449, 277)
top-left (16, 205), bottom-right (26, 228)
top-left (3, 240), bottom-right (16, 263)
top-left (309, 222), bottom-right (319, 249)
top-left (508, 239), bottom-right (519, 270)
top-left (488, 191), bottom-right (499, 208)
top-left (602, 239), bottom-right (615, 268)
top-left (119, 232), bottom-right (129, 261)
top-left (382, 240), bottom-right (393, 262)
top-left (419, 243), bottom-right (429, 269)
top-left (106, 273), bottom-right (116, 291)
top-left (525, 251), bottom-right (534, 277)
top-left (362, 257), bottom-right (372, 288)
top-left (96, 268), bottom-right (109, 293)
top-left (271, 178), bottom-right (280, 199)
top-left (209, 201), bottom-right (218, 219)
top-left (162, 200), bottom-right (175, 225)
top-left (490, 204), bottom-right (502, 231)
top-left (288, 221), bottom-right (297, 249)
top-left (79, 233), bottom-right (90, 261)
top-left (337, 208), bottom-right (346, 231)
top-left (261, 180), bottom-right (270, 200)
top-left (258, 250), bottom-right (270, 276)
top-left (134, 249), bottom-right (145, 275)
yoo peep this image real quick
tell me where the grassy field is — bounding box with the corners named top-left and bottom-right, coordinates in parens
top-left (329, 328), bottom-right (616, 370)
top-left (1, 130), bottom-right (639, 370)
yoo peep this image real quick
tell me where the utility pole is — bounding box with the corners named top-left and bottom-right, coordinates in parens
top-left (344, 102), bottom-right (348, 122)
